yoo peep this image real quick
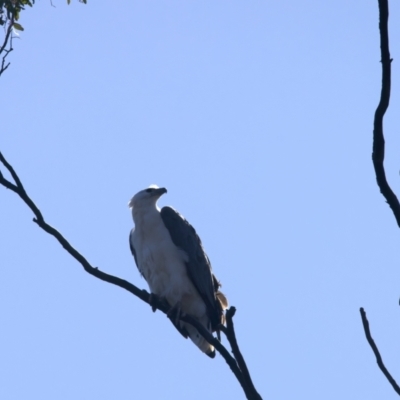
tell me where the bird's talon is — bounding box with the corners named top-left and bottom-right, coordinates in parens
top-left (167, 303), bottom-right (183, 325)
top-left (149, 293), bottom-right (158, 313)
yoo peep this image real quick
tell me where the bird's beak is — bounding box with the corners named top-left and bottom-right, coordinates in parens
top-left (155, 187), bottom-right (167, 197)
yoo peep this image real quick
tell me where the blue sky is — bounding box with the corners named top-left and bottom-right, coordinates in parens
top-left (2, 1), bottom-right (400, 399)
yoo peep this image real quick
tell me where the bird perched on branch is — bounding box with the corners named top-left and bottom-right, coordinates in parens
top-left (128, 185), bottom-right (228, 358)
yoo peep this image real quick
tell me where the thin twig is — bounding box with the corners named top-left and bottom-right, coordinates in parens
top-left (372, 0), bottom-right (400, 226)
top-left (359, 308), bottom-right (400, 395)
top-left (0, 16), bottom-right (14, 54)
top-left (0, 15), bottom-right (15, 76)
top-left (0, 151), bottom-right (261, 400)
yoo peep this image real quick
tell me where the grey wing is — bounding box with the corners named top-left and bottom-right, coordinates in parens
top-left (160, 206), bottom-right (223, 330)
top-left (129, 228), bottom-right (139, 268)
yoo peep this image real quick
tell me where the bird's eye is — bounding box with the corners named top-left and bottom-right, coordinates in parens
top-left (145, 188), bottom-right (154, 193)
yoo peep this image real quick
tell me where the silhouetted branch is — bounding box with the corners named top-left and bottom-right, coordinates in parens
top-left (372, 0), bottom-right (400, 226)
top-left (0, 151), bottom-right (262, 400)
top-left (0, 15), bottom-right (15, 77)
top-left (361, 1), bottom-right (400, 396)
top-left (359, 308), bottom-right (400, 395)
top-left (222, 307), bottom-right (262, 400)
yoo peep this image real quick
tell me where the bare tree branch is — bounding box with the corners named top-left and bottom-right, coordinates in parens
top-left (361, 3), bottom-right (400, 396)
top-left (223, 307), bottom-right (262, 400)
top-left (0, 39), bottom-right (13, 76)
top-left (0, 17), bottom-right (14, 55)
top-left (0, 15), bottom-right (15, 77)
top-left (372, 0), bottom-right (400, 226)
top-left (0, 151), bottom-right (262, 400)
top-left (359, 308), bottom-right (400, 395)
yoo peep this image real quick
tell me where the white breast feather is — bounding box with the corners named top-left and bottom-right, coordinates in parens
top-left (132, 212), bottom-right (206, 319)
top-left (131, 202), bottom-right (215, 355)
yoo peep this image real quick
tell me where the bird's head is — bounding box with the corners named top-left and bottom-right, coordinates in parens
top-left (128, 185), bottom-right (167, 209)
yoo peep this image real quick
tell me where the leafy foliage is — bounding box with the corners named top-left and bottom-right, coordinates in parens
top-left (0, 0), bottom-right (86, 77)
top-left (0, 0), bottom-right (34, 27)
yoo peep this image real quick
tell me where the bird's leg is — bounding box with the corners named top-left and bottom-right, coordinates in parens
top-left (167, 301), bottom-right (186, 325)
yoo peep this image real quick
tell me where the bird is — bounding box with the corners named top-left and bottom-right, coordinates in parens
top-left (128, 185), bottom-right (228, 358)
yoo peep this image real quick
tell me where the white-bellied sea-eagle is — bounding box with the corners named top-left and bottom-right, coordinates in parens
top-left (128, 185), bottom-right (228, 358)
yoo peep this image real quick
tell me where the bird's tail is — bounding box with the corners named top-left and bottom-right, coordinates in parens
top-left (183, 316), bottom-right (215, 358)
